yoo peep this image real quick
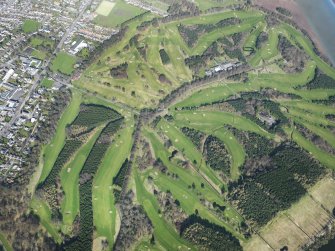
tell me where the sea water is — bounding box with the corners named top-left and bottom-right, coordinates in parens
top-left (296, 0), bottom-right (335, 66)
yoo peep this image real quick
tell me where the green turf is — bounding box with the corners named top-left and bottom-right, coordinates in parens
top-left (51, 52), bottom-right (76, 75)
top-left (31, 6), bottom-right (335, 248)
top-left (30, 197), bottom-right (62, 244)
top-left (284, 127), bottom-right (335, 169)
top-left (173, 110), bottom-right (273, 139)
top-left (22, 19), bottom-right (40, 33)
top-left (32, 49), bottom-right (46, 60)
top-left (0, 232), bottom-right (13, 251)
top-left (94, 0), bottom-right (145, 28)
top-left (144, 129), bottom-right (245, 239)
top-left (41, 78), bottom-right (54, 88)
top-left (92, 117), bottom-right (134, 248)
top-left (194, 0), bottom-right (245, 10)
top-left (134, 168), bottom-right (196, 251)
top-left (158, 119), bottom-right (224, 189)
top-left (60, 126), bottom-right (104, 233)
top-left (38, 91), bottom-right (81, 184)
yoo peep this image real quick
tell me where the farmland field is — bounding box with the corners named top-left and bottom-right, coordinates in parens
top-left (25, 2), bottom-right (335, 251)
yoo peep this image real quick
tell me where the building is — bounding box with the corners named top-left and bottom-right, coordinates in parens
top-left (69, 40), bottom-right (88, 55)
top-left (2, 69), bottom-right (14, 83)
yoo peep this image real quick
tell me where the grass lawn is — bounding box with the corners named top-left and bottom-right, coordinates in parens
top-left (30, 36), bottom-right (55, 49)
top-left (38, 91), bottom-right (81, 184)
top-left (60, 126), bottom-right (104, 233)
top-left (284, 127), bottom-right (335, 169)
top-left (32, 49), bottom-right (47, 60)
top-left (51, 52), bottom-right (76, 75)
top-left (92, 118), bottom-right (134, 248)
top-left (144, 129), bottom-right (245, 239)
top-left (194, 0), bottom-right (245, 10)
top-left (158, 119), bottom-right (224, 189)
top-left (134, 168), bottom-right (196, 251)
top-left (30, 37), bottom-right (43, 47)
top-left (22, 19), bottom-right (40, 33)
top-left (41, 78), bottom-right (54, 88)
top-left (30, 197), bottom-right (62, 244)
top-left (94, 0), bottom-right (145, 28)
top-left (173, 110), bottom-right (273, 139)
top-left (0, 232), bottom-right (13, 251)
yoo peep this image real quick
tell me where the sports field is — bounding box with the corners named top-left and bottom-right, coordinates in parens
top-left (94, 0), bottom-right (144, 27)
top-left (95, 1), bottom-right (115, 16)
top-left (51, 52), bottom-right (76, 75)
top-left (30, 5), bottom-right (335, 251)
top-left (22, 19), bottom-right (40, 33)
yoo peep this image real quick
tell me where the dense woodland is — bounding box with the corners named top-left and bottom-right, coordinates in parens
top-left (204, 135), bottom-right (231, 176)
top-left (180, 215), bottom-right (242, 251)
top-left (228, 143), bottom-right (325, 227)
top-left (61, 116), bottom-right (123, 251)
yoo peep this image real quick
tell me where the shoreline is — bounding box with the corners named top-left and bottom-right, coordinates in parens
top-left (252, 0), bottom-right (327, 58)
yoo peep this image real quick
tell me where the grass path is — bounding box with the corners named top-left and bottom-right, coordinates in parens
top-left (134, 168), bottom-right (196, 251)
top-left (92, 117), bottom-right (134, 248)
top-left (38, 91), bottom-right (81, 184)
top-left (173, 110), bottom-right (273, 139)
top-left (158, 119), bottom-right (223, 189)
top-left (284, 127), bottom-right (335, 169)
top-left (60, 126), bottom-right (104, 232)
top-left (0, 232), bottom-right (13, 251)
top-left (30, 197), bottom-right (62, 244)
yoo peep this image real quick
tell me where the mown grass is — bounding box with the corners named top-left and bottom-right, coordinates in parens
top-left (51, 52), bottom-right (76, 75)
top-left (41, 78), bottom-right (54, 88)
top-left (134, 168), bottom-right (196, 251)
top-left (22, 19), bottom-right (40, 33)
top-left (30, 197), bottom-right (62, 244)
top-left (60, 126), bottom-right (104, 232)
top-left (144, 129), bottom-right (245, 239)
top-left (0, 232), bottom-right (13, 251)
top-left (38, 91), bottom-right (81, 184)
top-left (94, 0), bottom-right (145, 28)
top-left (92, 117), bottom-right (134, 248)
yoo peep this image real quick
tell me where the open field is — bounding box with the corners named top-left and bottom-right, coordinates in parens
top-left (134, 168), bottom-right (196, 251)
top-left (51, 52), bottom-right (76, 75)
top-left (92, 117), bottom-right (134, 247)
top-left (194, 0), bottom-right (245, 11)
top-left (94, 0), bottom-right (144, 27)
top-left (95, 0), bottom-right (115, 16)
top-left (41, 78), bottom-right (54, 88)
top-left (60, 126), bottom-right (104, 231)
top-left (144, 129), bottom-right (244, 238)
top-left (22, 19), bottom-right (40, 33)
top-left (38, 91), bottom-right (81, 184)
top-left (32, 49), bottom-right (47, 60)
top-left (173, 111), bottom-right (273, 139)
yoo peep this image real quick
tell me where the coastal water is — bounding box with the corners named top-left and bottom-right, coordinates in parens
top-left (296, 0), bottom-right (335, 66)
top-left (319, 236), bottom-right (335, 251)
